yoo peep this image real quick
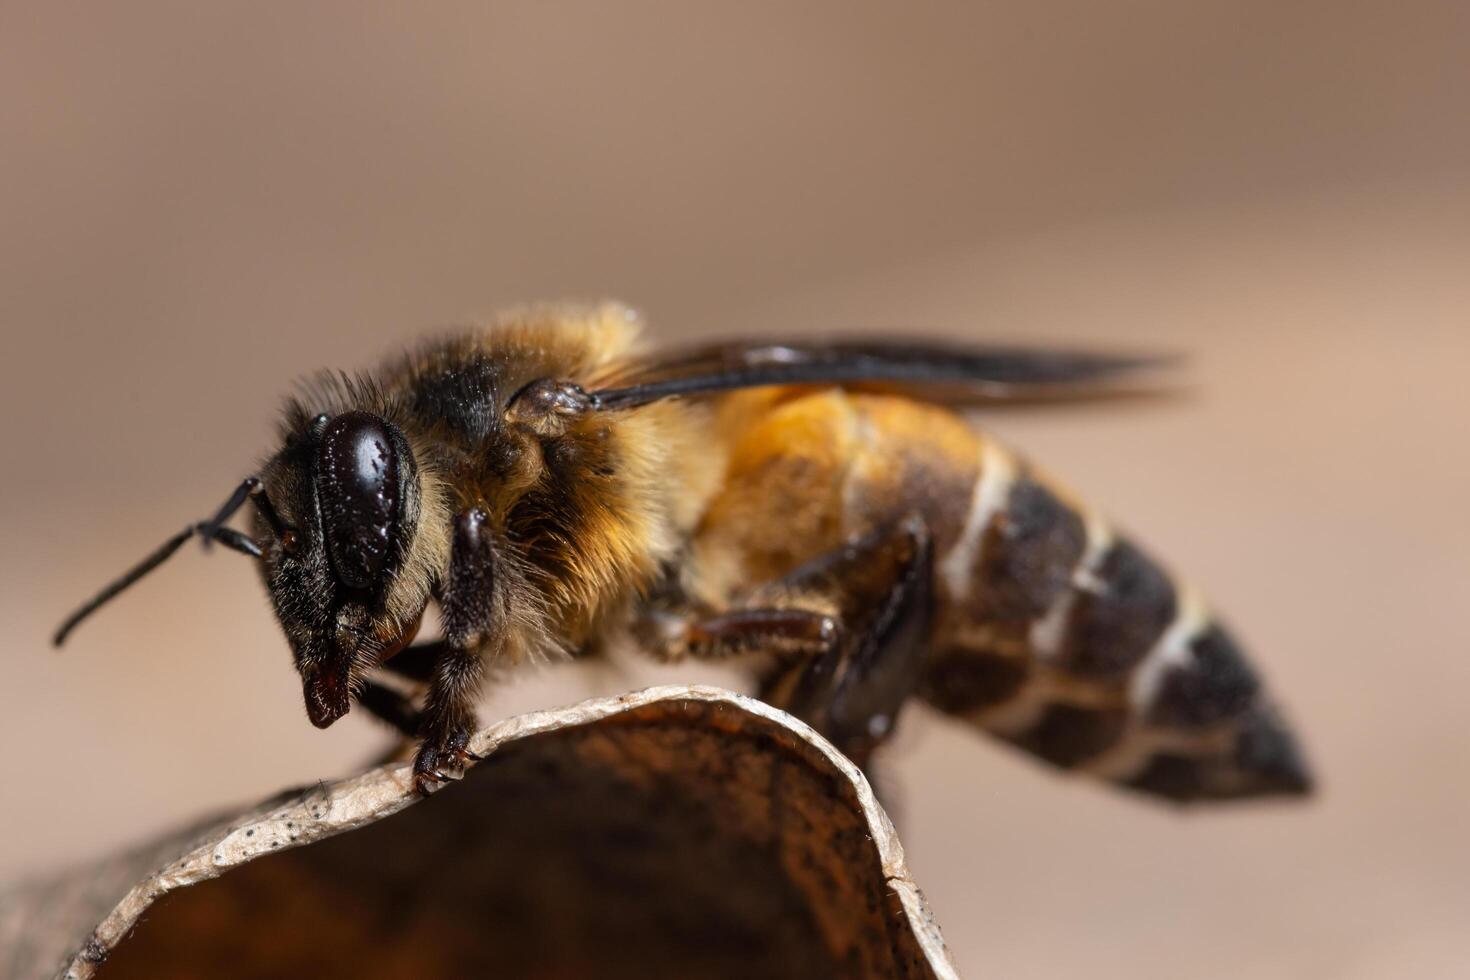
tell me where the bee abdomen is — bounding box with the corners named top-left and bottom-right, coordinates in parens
top-left (927, 441), bottom-right (1311, 803)
top-left (698, 390), bottom-right (1310, 803)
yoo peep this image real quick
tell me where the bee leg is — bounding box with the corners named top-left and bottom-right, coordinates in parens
top-left (641, 516), bottom-right (934, 768)
top-left (651, 608), bottom-right (842, 663)
top-left (377, 640), bottom-right (446, 683)
top-left (354, 679), bottom-right (422, 737)
top-left (760, 516), bottom-right (935, 769)
top-left (412, 509), bottom-right (496, 796)
top-left (412, 644), bottom-right (486, 796)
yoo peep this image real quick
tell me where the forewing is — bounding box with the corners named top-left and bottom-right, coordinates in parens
top-left (589, 337), bottom-right (1175, 409)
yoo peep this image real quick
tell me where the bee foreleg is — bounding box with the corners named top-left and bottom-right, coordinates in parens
top-left (412, 509), bottom-right (497, 796)
top-left (376, 640), bottom-right (446, 683)
top-left (354, 679), bottom-right (422, 737)
top-left (412, 645), bottom-right (487, 795)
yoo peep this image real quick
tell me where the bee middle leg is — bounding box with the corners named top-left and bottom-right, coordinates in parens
top-left (643, 516), bottom-right (935, 768)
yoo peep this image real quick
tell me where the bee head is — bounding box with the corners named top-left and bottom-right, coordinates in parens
top-left (258, 410), bottom-right (438, 728)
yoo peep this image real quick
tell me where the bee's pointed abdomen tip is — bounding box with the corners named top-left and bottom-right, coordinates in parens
top-left (1237, 706), bottom-right (1316, 799)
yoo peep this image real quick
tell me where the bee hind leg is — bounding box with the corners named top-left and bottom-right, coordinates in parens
top-left (764, 516), bottom-right (935, 769)
top-left (645, 516), bottom-right (936, 770)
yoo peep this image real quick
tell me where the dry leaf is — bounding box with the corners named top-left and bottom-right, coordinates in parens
top-left (0, 686), bottom-right (958, 980)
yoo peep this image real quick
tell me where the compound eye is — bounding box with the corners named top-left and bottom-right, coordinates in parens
top-left (316, 411), bottom-right (402, 591)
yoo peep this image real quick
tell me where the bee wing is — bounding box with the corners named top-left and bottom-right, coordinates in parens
top-left (589, 338), bottom-right (1177, 410)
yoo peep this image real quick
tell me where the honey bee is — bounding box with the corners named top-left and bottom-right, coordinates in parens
top-left (56, 303), bottom-right (1311, 802)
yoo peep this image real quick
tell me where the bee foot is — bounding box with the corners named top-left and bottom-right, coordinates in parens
top-left (412, 729), bottom-right (480, 796)
top-left (411, 751), bottom-right (458, 796)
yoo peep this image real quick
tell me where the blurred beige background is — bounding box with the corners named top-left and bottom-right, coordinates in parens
top-left (3, 3), bottom-right (1469, 977)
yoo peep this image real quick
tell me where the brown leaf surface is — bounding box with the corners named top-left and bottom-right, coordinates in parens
top-left (0, 686), bottom-right (958, 980)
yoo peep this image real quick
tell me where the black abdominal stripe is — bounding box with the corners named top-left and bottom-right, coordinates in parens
top-left (926, 439), bottom-right (1311, 803)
